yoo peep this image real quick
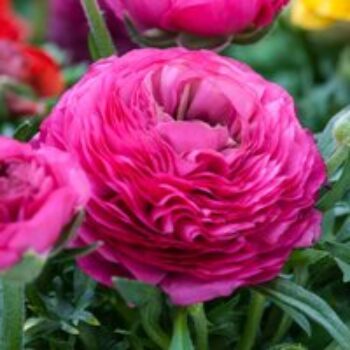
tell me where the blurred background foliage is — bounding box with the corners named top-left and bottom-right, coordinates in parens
top-left (225, 18), bottom-right (350, 132)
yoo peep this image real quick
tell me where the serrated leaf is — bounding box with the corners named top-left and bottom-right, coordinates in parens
top-left (257, 277), bottom-right (350, 349)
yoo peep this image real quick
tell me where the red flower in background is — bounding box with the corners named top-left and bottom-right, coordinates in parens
top-left (21, 46), bottom-right (64, 97)
top-left (0, 41), bottom-right (64, 97)
top-left (0, 0), bottom-right (64, 116)
top-left (0, 0), bottom-right (28, 41)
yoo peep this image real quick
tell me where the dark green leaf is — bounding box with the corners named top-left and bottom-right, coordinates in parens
top-left (318, 155), bottom-right (350, 211)
top-left (112, 277), bottom-right (161, 307)
top-left (272, 300), bottom-right (312, 336)
top-left (13, 120), bottom-right (36, 141)
top-left (257, 277), bottom-right (350, 349)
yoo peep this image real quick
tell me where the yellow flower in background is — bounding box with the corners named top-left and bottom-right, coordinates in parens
top-left (291, 0), bottom-right (350, 30)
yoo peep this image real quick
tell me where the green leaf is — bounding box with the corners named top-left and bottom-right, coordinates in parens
top-left (63, 64), bottom-right (88, 87)
top-left (322, 240), bottom-right (350, 282)
top-left (337, 217), bottom-right (350, 242)
top-left (257, 277), bottom-right (350, 349)
top-left (322, 241), bottom-right (350, 264)
top-left (272, 300), bottom-right (312, 336)
top-left (334, 258), bottom-right (350, 283)
top-left (51, 211), bottom-right (85, 257)
top-left (112, 277), bottom-right (160, 307)
top-left (317, 107), bottom-right (350, 160)
top-left (318, 155), bottom-right (350, 211)
top-left (13, 120), bottom-right (36, 141)
top-left (24, 318), bottom-right (60, 345)
top-left (1, 252), bottom-right (45, 284)
top-left (269, 344), bottom-right (307, 350)
top-left (169, 308), bottom-right (194, 350)
top-left (288, 249), bottom-right (329, 268)
top-left (60, 321), bottom-right (79, 335)
top-left (80, 0), bottom-right (116, 59)
top-left (0, 280), bottom-right (25, 350)
top-left (51, 242), bottom-right (102, 263)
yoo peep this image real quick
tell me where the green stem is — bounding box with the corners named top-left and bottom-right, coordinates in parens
top-left (270, 267), bottom-right (308, 345)
top-left (326, 145), bottom-right (349, 176)
top-left (237, 291), bottom-right (265, 350)
top-left (189, 304), bottom-right (208, 350)
top-left (140, 303), bottom-right (170, 350)
top-left (1, 280), bottom-right (25, 350)
top-left (170, 308), bottom-right (194, 350)
top-left (271, 314), bottom-right (293, 345)
top-left (34, 0), bottom-right (48, 42)
top-left (80, 0), bottom-right (116, 58)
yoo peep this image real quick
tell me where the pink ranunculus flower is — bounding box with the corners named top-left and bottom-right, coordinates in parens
top-left (39, 48), bottom-right (326, 305)
top-left (108, 0), bottom-right (290, 47)
top-left (0, 137), bottom-right (90, 272)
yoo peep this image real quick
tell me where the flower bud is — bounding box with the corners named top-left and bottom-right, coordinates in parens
top-left (109, 0), bottom-right (289, 49)
top-left (333, 110), bottom-right (350, 147)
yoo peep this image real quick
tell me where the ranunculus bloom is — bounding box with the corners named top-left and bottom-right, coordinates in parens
top-left (39, 48), bottom-right (326, 305)
top-left (291, 0), bottom-right (350, 30)
top-left (0, 0), bottom-right (28, 41)
top-left (48, 0), bottom-right (136, 62)
top-left (110, 0), bottom-right (289, 38)
top-left (0, 137), bottom-right (90, 271)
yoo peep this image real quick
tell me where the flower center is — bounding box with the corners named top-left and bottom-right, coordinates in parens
top-left (150, 69), bottom-right (241, 154)
top-left (0, 159), bottom-right (51, 222)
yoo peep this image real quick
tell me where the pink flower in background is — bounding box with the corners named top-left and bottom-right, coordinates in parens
top-left (110, 0), bottom-right (290, 37)
top-left (0, 137), bottom-right (90, 271)
top-left (39, 48), bottom-right (325, 305)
